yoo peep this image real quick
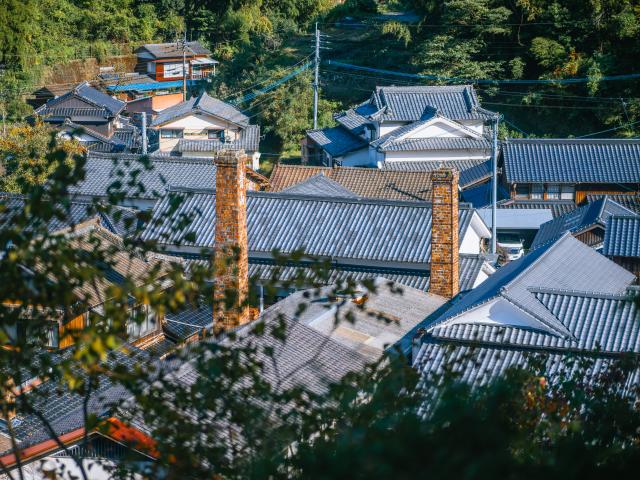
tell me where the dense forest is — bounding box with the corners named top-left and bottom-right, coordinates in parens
top-left (2, 0), bottom-right (640, 156)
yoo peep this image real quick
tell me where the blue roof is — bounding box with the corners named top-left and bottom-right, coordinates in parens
top-left (307, 126), bottom-right (368, 157)
top-left (503, 138), bottom-right (640, 184)
top-left (107, 79), bottom-right (200, 92)
top-left (603, 215), bottom-right (640, 257)
top-left (531, 197), bottom-right (636, 249)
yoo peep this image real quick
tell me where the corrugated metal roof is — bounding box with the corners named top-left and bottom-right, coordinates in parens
top-left (139, 41), bottom-right (211, 58)
top-left (424, 233), bottom-right (636, 337)
top-left (141, 189), bottom-right (478, 265)
top-left (503, 138), bottom-right (640, 184)
top-left (176, 125), bottom-right (260, 153)
top-left (496, 199), bottom-right (578, 218)
top-left (604, 215), bottom-right (640, 257)
top-left (478, 207), bottom-right (553, 230)
top-left (531, 197), bottom-right (636, 249)
top-left (307, 126), bottom-right (368, 157)
top-left (151, 91), bottom-right (249, 127)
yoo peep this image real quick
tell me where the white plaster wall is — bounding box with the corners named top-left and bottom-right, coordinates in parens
top-left (339, 147), bottom-right (373, 167)
top-left (383, 149), bottom-right (490, 162)
top-left (379, 122), bottom-right (407, 136)
top-left (460, 227), bottom-right (482, 255)
top-left (459, 120), bottom-right (484, 134)
top-left (407, 121), bottom-right (469, 139)
top-left (162, 113), bottom-right (237, 130)
top-left (446, 298), bottom-right (547, 330)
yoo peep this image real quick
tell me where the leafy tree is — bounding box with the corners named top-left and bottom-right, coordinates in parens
top-left (0, 123), bottom-right (83, 193)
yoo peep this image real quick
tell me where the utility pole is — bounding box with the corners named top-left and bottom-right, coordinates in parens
top-left (179, 32), bottom-right (189, 102)
top-left (141, 112), bottom-right (148, 154)
top-left (313, 22), bottom-right (320, 129)
top-left (491, 114), bottom-right (500, 255)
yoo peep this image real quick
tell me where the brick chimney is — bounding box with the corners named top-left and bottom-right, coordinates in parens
top-left (430, 168), bottom-right (460, 299)
top-left (213, 150), bottom-right (250, 331)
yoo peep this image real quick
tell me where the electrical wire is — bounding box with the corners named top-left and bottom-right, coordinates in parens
top-left (326, 60), bottom-right (640, 85)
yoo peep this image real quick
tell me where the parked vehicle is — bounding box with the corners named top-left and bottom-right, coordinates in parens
top-left (497, 233), bottom-right (525, 262)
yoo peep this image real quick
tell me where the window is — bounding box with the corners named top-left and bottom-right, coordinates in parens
top-left (160, 129), bottom-right (183, 139)
top-left (208, 129), bottom-right (225, 140)
top-left (127, 304), bottom-right (158, 340)
top-left (531, 184), bottom-right (544, 199)
top-left (514, 184), bottom-right (529, 199)
top-left (547, 184), bottom-right (560, 199)
top-left (560, 185), bottom-right (575, 200)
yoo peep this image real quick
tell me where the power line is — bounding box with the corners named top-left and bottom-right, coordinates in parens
top-left (326, 60), bottom-right (640, 85)
top-left (577, 120), bottom-right (640, 138)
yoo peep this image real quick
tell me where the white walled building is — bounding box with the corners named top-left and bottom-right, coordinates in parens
top-left (303, 85), bottom-right (495, 168)
top-left (150, 92), bottom-right (261, 170)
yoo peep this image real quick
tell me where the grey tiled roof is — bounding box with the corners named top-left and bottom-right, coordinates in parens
top-left (39, 107), bottom-right (112, 119)
top-left (0, 193), bottom-right (139, 237)
top-left (164, 305), bottom-right (212, 341)
top-left (531, 197), bottom-right (637, 249)
top-left (2, 347), bottom-right (145, 456)
top-left (265, 278), bottom-right (447, 361)
top-left (603, 215), bottom-right (640, 257)
top-left (36, 82), bottom-right (125, 117)
top-left (429, 290), bottom-right (640, 354)
top-left (370, 85), bottom-right (495, 122)
top-left (334, 108), bottom-right (371, 135)
top-left (370, 116), bottom-right (491, 153)
top-left (414, 340), bottom-right (640, 393)
top-left (378, 158), bottom-right (490, 186)
top-left (280, 174), bottom-right (358, 198)
top-left (585, 194), bottom-right (640, 214)
top-left (140, 41), bottom-right (211, 59)
top-left (151, 92), bottom-right (249, 127)
top-left (70, 152), bottom-right (219, 200)
top-left (423, 233), bottom-right (636, 337)
top-left (141, 189), bottom-right (478, 265)
top-left (175, 125), bottom-right (260, 153)
top-left (307, 126), bottom-right (368, 157)
top-left (496, 199), bottom-right (577, 218)
top-left (244, 254), bottom-right (487, 293)
top-left (502, 139), bottom-right (640, 184)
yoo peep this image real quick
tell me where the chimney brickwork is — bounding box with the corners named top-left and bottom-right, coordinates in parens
top-left (214, 150), bottom-right (250, 331)
top-left (430, 168), bottom-right (460, 299)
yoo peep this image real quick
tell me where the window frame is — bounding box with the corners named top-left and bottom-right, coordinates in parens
top-left (160, 129), bottom-right (184, 139)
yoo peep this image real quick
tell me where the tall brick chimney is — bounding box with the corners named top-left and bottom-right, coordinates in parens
top-left (213, 150), bottom-right (250, 331)
top-left (430, 168), bottom-right (460, 299)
